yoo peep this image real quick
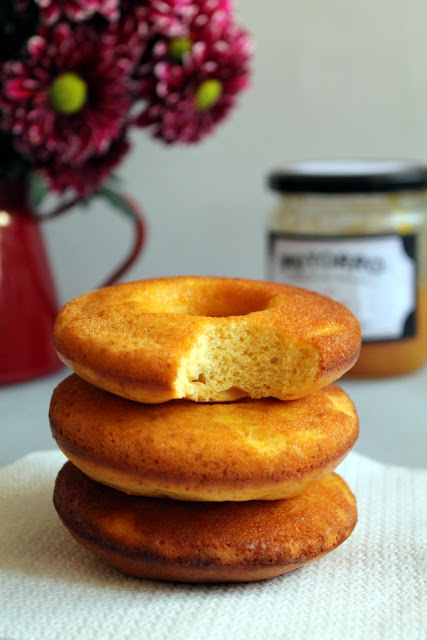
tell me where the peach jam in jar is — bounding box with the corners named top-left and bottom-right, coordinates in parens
top-left (267, 160), bottom-right (427, 377)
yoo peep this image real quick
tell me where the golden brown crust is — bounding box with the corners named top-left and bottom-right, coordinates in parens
top-left (50, 374), bottom-right (358, 501)
top-left (53, 277), bottom-right (361, 403)
top-left (53, 463), bottom-right (357, 583)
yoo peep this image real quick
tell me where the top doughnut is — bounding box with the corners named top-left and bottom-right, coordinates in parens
top-left (54, 276), bottom-right (361, 403)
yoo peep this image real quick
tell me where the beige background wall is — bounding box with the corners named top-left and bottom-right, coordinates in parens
top-left (44, 0), bottom-right (427, 303)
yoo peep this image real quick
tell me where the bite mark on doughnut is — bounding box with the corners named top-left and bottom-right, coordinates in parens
top-left (53, 277), bottom-right (361, 403)
top-left (175, 320), bottom-right (320, 402)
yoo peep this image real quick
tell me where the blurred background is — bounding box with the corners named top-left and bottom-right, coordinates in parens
top-left (44, 0), bottom-right (427, 303)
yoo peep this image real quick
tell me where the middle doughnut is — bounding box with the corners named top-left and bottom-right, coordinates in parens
top-left (50, 374), bottom-right (358, 502)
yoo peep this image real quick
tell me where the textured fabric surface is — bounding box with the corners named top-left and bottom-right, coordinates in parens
top-left (0, 450), bottom-right (426, 640)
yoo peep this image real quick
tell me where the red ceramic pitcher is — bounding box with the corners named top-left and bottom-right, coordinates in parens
top-left (0, 180), bottom-right (62, 384)
top-left (0, 179), bottom-right (145, 385)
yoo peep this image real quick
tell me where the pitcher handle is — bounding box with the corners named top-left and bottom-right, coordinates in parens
top-left (34, 192), bottom-right (146, 289)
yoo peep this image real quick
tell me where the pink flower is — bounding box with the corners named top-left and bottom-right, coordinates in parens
top-left (140, 0), bottom-right (196, 38)
top-left (135, 2), bottom-right (252, 144)
top-left (42, 133), bottom-right (130, 197)
top-left (105, 1), bottom-right (149, 67)
top-left (20, 0), bottom-right (120, 24)
top-left (1, 0), bottom-right (253, 197)
top-left (0, 22), bottom-right (142, 166)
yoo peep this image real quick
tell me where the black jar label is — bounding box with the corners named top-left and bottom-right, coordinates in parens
top-left (268, 232), bottom-right (417, 341)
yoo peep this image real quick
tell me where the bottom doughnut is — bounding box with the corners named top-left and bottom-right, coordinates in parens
top-left (53, 463), bottom-right (357, 583)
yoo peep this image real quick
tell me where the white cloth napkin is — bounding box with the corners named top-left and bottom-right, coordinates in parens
top-left (0, 450), bottom-right (426, 640)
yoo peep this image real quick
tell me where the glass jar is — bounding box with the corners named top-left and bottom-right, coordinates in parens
top-left (266, 160), bottom-right (427, 377)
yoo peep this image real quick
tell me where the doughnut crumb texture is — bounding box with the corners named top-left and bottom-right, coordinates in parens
top-left (54, 276), bottom-right (361, 403)
top-left (175, 322), bottom-right (319, 402)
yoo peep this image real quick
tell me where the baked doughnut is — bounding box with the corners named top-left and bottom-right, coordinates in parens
top-left (53, 462), bottom-right (357, 583)
top-left (50, 374), bottom-right (358, 501)
top-left (53, 276), bottom-right (361, 403)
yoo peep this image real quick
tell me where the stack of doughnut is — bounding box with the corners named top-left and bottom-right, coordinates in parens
top-left (50, 276), bottom-right (361, 583)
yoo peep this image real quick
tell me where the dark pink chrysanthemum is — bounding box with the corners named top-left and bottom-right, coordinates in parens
top-left (0, 22), bottom-right (142, 166)
top-left (104, 1), bottom-right (150, 67)
top-left (143, 0), bottom-right (234, 38)
top-left (19, 0), bottom-right (120, 24)
top-left (135, 2), bottom-right (252, 144)
top-left (41, 132), bottom-right (130, 197)
top-left (143, 0), bottom-right (195, 38)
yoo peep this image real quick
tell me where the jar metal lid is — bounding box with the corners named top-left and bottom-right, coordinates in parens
top-left (268, 160), bottom-right (427, 194)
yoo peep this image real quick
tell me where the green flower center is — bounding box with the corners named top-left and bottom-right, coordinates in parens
top-left (195, 79), bottom-right (223, 111)
top-left (49, 72), bottom-right (88, 115)
top-left (168, 37), bottom-right (192, 63)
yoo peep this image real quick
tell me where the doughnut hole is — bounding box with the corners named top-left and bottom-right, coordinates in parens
top-left (176, 319), bottom-right (320, 402)
top-left (138, 278), bottom-right (273, 317)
